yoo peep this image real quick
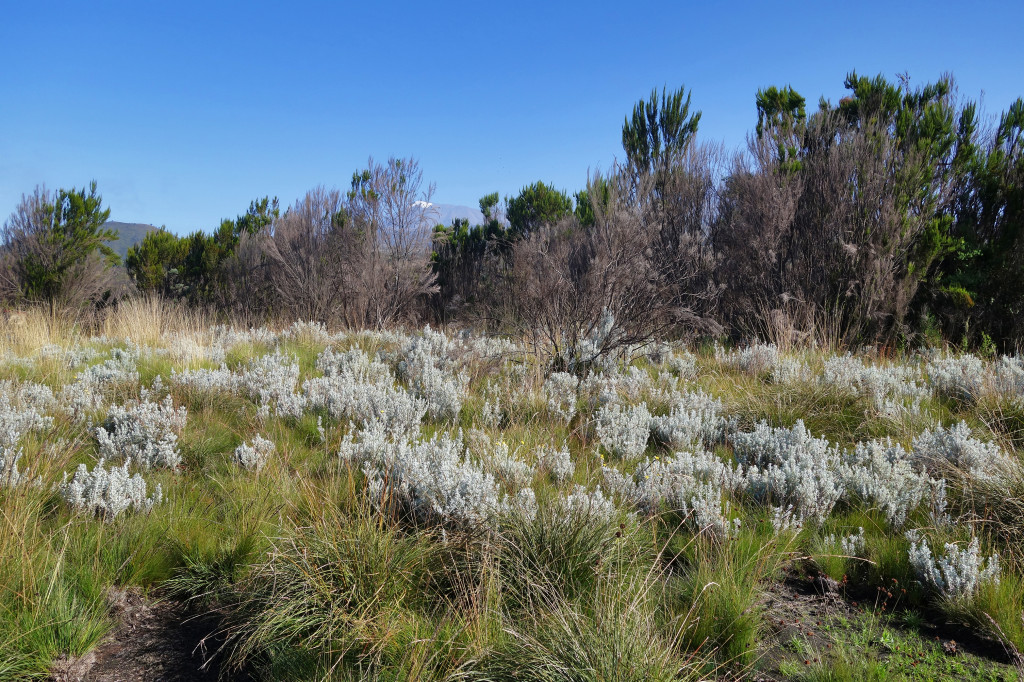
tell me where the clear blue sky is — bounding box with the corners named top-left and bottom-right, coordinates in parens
top-left (2, 1), bottom-right (1022, 234)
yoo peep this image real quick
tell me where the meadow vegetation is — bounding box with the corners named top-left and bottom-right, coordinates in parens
top-left (0, 301), bottom-right (1022, 680)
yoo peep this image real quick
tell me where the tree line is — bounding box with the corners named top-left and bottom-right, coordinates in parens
top-left (2, 71), bottom-right (1022, 355)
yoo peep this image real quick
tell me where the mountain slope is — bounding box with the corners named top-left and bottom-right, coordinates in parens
top-left (104, 222), bottom-right (156, 260)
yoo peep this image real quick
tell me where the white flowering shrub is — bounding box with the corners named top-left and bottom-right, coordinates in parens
top-left (234, 435), bottom-right (276, 471)
top-left (96, 395), bottom-right (188, 470)
top-left (912, 421), bottom-right (1018, 482)
top-left (840, 439), bottom-right (930, 528)
top-left (906, 531), bottom-right (1000, 599)
top-left (822, 354), bottom-right (927, 415)
top-left (666, 350), bottom-right (698, 379)
top-left (537, 443), bottom-right (575, 483)
top-left (927, 354), bottom-right (987, 404)
top-left (544, 372), bottom-right (580, 422)
top-left (734, 420), bottom-right (844, 525)
top-left (650, 389), bottom-right (724, 450)
top-left (595, 402), bottom-right (651, 459)
top-left (60, 458), bottom-right (162, 521)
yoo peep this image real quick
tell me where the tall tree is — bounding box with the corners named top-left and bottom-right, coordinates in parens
top-left (505, 181), bottom-right (573, 240)
top-left (622, 85), bottom-right (701, 176)
top-left (0, 181), bottom-right (121, 311)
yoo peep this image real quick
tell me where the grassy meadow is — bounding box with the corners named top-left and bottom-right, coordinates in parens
top-left (1, 299), bottom-right (1023, 680)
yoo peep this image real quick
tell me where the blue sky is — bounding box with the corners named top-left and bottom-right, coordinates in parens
top-left (2, 1), bottom-right (1022, 234)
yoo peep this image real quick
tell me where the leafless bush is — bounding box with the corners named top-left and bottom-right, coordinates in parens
top-left (259, 157), bottom-right (438, 327)
top-left (502, 165), bottom-right (719, 369)
top-left (261, 186), bottom-right (348, 323)
top-left (342, 157), bottom-right (439, 328)
top-left (216, 230), bottom-right (274, 324)
top-left (713, 113), bottom-right (948, 346)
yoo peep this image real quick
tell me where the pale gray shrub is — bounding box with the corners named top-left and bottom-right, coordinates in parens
top-left (0, 446), bottom-right (24, 486)
top-left (595, 402), bottom-right (651, 459)
top-left (343, 427), bottom-right (506, 530)
top-left (650, 389), bottom-right (724, 450)
top-left (822, 353), bottom-right (926, 415)
top-left (770, 356), bottom-right (812, 384)
top-left (392, 431), bottom-right (505, 529)
top-left (911, 421), bottom-right (1018, 482)
top-left (239, 350), bottom-right (306, 419)
top-left (562, 484), bottom-right (618, 526)
top-left (0, 388), bottom-right (55, 486)
top-left (644, 341), bottom-right (676, 366)
top-left (60, 457), bottom-right (162, 521)
top-left (234, 435), bottom-right (276, 471)
top-left (77, 343), bottom-right (142, 386)
top-left (993, 356), bottom-right (1024, 402)
top-left (0, 379), bottom-right (56, 415)
top-left (770, 505), bottom-right (804, 533)
top-left (823, 527), bottom-right (866, 557)
top-left (840, 439), bottom-right (930, 528)
top-left (480, 397), bottom-right (503, 428)
top-left (537, 443), bottom-right (575, 483)
top-left (927, 354), bottom-right (987, 404)
top-left (0, 391), bottom-right (54, 448)
top-left (305, 370), bottom-right (426, 437)
top-left (96, 394), bottom-right (188, 470)
top-left (906, 530), bottom-right (1000, 599)
top-left (170, 365), bottom-right (238, 393)
top-left (734, 420), bottom-right (844, 525)
top-left (60, 343), bottom-right (142, 420)
top-left (472, 433), bottom-right (534, 491)
top-left (315, 347), bottom-right (393, 384)
top-left (685, 482), bottom-right (742, 540)
top-left (543, 371), bottom-right (580, 422)
top-left (715, 343), bottom-right (780, 376)
top-left (397, 328), bottom-right (469, 421)
top-left (602, 450), bottom-right (742, 539)
top-left (666, 350), bottom-right (698, 379)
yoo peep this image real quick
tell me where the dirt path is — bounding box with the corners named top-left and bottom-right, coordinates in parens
top-left (51, 589), bottom-right (219, 682)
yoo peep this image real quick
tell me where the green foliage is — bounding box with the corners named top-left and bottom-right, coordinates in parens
top-left (124, 196), bottom-right (279, 303)
top-left (125, 228), bottom-right (188, 295)
top-left (622, 85), bottom-right (701, 175)
top-left (756, 85), bottom-right (807, 172)
top-left (573, 176), bottom-right (611, 229)
top-left (505, 181), bottom-right (574, 239)
top-left (2, 181), bottom-right (118, 309)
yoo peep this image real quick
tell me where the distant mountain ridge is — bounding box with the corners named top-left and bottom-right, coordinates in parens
top-left (104, 221), bottom-right (157, 260)
top-left (416, 202), bottom-right (485, 227)
top-left (101, 203), bottom-right (484, 261)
